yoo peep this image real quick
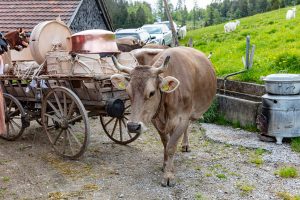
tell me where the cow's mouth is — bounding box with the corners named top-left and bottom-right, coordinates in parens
top-left (21, 41), bottom-right (29, 47)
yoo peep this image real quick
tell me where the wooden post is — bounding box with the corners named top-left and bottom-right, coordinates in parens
top-left (188, 38), bottom-right (193, 47)
top-left (0, 55), bottom-right (5, 135)
top-left (163, 0), bottom-right (179, 47)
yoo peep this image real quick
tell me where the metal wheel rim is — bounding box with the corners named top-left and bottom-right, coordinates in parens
top-left (41, 87), bottom-right (90, 159)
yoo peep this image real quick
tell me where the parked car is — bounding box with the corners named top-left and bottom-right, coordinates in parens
top-left (141, 24), bottom-right (172, 46)
top-left (154, 21), bottom-right (187, 39)
top-left (115, 28), bottom-right (151, 44)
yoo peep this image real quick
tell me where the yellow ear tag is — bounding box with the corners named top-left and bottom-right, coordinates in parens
top-left (162, 84), bottom-right (170, 92)
top-left (118, 82), bottom-right (126, 89)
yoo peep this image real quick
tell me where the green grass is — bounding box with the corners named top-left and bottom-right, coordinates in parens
top-left (277, 192), bottom-right (300, 200)
top-left (195, 192), bottom-right (206, 200)
top-left (2, 177), bottom-right (10, 183)
top-left (181, 6), bottom-right (300, 83)
top-left (249, 148), bottom-right (267, 166)
top-left (216, 173), bottom-right (227, 179)
top-left (236, 182), bottom-right (255, 196)
top-left (275, 166), bottom-right (298, 178)
top-left (291, 137), bottom-right (300, 153)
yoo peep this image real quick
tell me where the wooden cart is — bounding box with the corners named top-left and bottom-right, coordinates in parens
top-left (0, 73), bottom-right (138, 159)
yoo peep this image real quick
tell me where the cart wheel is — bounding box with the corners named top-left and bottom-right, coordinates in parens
top-left (1, 93), bottom-right (26, 141)
top-left (41, 87), bottom-right (90, 159)
top-left (100, 100), bottom-right (140, 145)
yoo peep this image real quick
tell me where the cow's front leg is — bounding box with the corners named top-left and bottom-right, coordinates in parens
top-left (157, 131), bottom-right (169, 171)
top-left (161, 121), bottom-right (189, 187)
top-left (181, 126), bottom-right (191, 152)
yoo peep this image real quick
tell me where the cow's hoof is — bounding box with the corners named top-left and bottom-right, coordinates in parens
top-left (181, 145), bottom-right (191, 152)
top-left (161, 178), bottom-right (176, 187)
top-left (161, 175), bottom-right (176, 187)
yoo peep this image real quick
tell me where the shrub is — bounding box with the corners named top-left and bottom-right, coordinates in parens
top-left (201, 99), bottom-right (219, 123)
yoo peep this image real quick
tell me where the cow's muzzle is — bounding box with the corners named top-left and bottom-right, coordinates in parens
top-left (127, 122), bottom-right (142, 133)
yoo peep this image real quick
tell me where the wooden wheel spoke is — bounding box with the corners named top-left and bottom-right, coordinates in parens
top-left (62, 130), bottom-right (67, 154)
top-left (68, 115), bottom-right (83, 124)
top-left (67, 101), bottom-right (75, 119)
top-left (104, 117), bottom-right (115, 128)
top-left (67, 128), bottom-right (82, 147)
top-left (44, 113), bottom-right (61, 123)
top-left (111, 118), bottom-right (118, 137)
top-left (121, 118), bottom-right (132, 139)
top-left (9, 121), bottom-right (17, 136)
top-left (54, 92), bottom-right (64, 116)
top-left (125, 105), bottom-right (131, 110)
top-left (5, 122), bottom-right (9, 137)
top-left (10, 119), bottom-right (21, 130)
top-left (8, 109), bottom-right (20, 118)
top-left (119, 119), bottom-right (123, 142)
top-left (53, 129), bottom-right (64, 145)
top-left (47, 126), bottom-right (56, 131)
top-left (8, 100), bottom-right (13, 112)
top-left (66, 130), bottom-right (75, 155)
top-left (47, 100), bottom-right (62, 118)
top-left (63, 93), bottom-right (67, 117)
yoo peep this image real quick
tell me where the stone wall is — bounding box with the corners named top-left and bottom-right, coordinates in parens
top-left (70, 0), bottom-right (108, 33)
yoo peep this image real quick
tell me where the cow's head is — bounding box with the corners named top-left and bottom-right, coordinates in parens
top-left (5, 28), bottom-right (30, 51)
top-left (110, 55), bottom-right (180, 134)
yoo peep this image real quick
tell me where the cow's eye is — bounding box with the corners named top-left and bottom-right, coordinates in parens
top-left (149, 91), bottom-right (155, 98)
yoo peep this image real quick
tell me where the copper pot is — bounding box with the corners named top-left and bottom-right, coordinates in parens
top-left (68, 29), bottom-right (120, 54)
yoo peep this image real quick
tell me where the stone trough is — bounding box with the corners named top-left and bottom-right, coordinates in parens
top-left (216, 78), bottom-right (265, 127)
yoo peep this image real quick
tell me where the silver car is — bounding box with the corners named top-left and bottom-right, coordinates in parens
top-left (141, 24), bottom-right (172, 46)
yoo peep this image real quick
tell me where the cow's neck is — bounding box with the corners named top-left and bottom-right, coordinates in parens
top-left (152, 90), bottom-right (163, 120)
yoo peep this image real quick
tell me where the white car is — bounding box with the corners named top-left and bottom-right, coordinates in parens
top-left (155, 21), bottom-right (187, 39)
top-left (141, 24), bottom-right (172, 46)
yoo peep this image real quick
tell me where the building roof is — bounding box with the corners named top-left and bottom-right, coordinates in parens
top-left (0, 0), bottom-right (113, 33)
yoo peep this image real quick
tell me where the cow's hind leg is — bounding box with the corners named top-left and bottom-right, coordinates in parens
top-left (161, 119), bottom-right (189, 187)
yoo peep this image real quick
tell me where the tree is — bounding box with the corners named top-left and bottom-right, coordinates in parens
top-left (136, 6), bottom-right (146, 26)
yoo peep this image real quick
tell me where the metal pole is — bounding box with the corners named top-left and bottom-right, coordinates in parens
top-left (163, 0), bottom-right (179, 46)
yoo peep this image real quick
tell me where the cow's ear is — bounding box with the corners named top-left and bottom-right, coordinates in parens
top-left (110, 74), bottom-right (129, 90)
top-left (18, 28), bottom-right (23, 33)
top-left (159, 76), bottom-right (180, 93)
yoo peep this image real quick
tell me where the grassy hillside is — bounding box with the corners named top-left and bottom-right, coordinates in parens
top-left (181, 6), bottom-right (300, 83)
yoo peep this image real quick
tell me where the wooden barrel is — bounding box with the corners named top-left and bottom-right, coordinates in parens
top-left (29, 19), bottom-right (72, 65)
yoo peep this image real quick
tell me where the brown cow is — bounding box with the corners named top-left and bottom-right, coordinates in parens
top-left (116, 36), bottom-right (145, 52)
top-left (110, 47), bottom-right (217, 186)
top-left (142, 43), bottom-right (170, 49)
top-left (4, 28), bottom-right (29, 51)
top-left (130, 48), bottom-right (164, 65)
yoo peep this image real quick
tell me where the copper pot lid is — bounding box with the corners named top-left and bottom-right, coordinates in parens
top-left (69, 29), bottom-right (120, 54)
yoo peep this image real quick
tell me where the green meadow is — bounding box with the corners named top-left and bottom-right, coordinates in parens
top-left (181, 6), bottom-right (300, 83)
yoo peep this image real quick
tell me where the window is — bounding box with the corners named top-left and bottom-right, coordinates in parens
top-left (139, 32), bottom-right (150, 42)
top-left (142, 26), bottom-right (162, 34)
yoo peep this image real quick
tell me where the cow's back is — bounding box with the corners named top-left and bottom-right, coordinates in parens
top-left (152, 47), bottom-right (217, 120)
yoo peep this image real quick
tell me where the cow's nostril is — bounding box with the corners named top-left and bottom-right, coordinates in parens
top-left (127, 122), bottom-right (142, 133)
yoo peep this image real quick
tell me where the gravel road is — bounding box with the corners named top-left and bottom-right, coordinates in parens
top-left (0, 120), bottom-right (299, 200)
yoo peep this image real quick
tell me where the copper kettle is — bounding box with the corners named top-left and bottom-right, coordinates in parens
top-left (67, 29), bottom-right (120, 54)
